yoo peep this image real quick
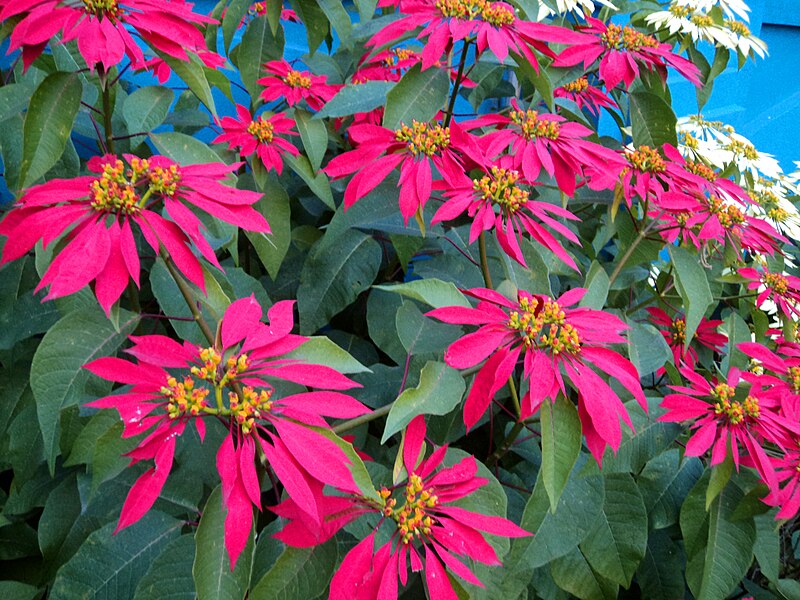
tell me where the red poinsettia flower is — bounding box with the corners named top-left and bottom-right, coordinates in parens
top-left (659, 365), bottom-right (800, 490)
top-left (354, 47), bottom-right (422, 83)
top-left (212, 104), bottom-right (299, 174)
top-left (739, 267), bottom-right (800, 320)
top-left (0, 0), bottom-right (218, 71)
top-left (553, 76), bottom-right (617, 116)
top-left (465, 100), bottom-right (627, 196)
top-left (0, 155), bottom-right (269, 314)
top-left (258, 60), bottom-right (340, 111)
top-left (85, 296), bottom-right (371, 568)
top-left (323, 119), bottom-right (481, 224)
top-left (431, 159), bottom-right (581, 270)
top-left (646, 307), bottom-right (726, 371)
top-left (763, 445), bottom-right (800, 519)
top-left (326, 416), bottom-right (529, 599)
top-left (366, 0), bottom-right (585, 71)
top-left (553, 18), bottom-right (701, 90)
top-left (427, 287), bottom-right (646, 463)
top-left (739, 341), bottom-right (800, 412)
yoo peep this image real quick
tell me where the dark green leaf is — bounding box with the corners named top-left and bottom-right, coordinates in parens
top-left (0, 582), bottom-right (39, 600)
top-left (134, 535), bottom-right (196, 600)
top-left (540, 395), bottom-right (582, 513)
top-left (721, 309), bottom-right (750, 372)
top-left (0, 82), bottom-right (33, 122)
top-left (580, 261), bottom-right (610, 310)
top-left (374, 279), bottom-right (470, 308)
top-left (753, 513), bottom-right (780, 583)
top-left (383, 63), bottom-right (450, 130)
top-left (283, 152), bottom-right (335, 208)
top-left (250, 539), bottom-right (338, 600)
top-left (550, 546), bottom-right (618, 600)
top-left (222, 0), bottom-right (251, 51)
top-left (629, 91), bottom-right (678, 148)
top-left (639, 450), bottom-right (703, 529)
top-left (317, 0), bottom-right (352, 45)
top-left (293, 108), bottom-right (328, 171)
top-left (382, 361), bottom-right (465, 442)
top-left (668, 245), bottom-right (713, 347)
top-left (315, 81), bottom-right (394, 119)
top-left (626, 321), bottom-right (672, 377)
top-left (396, 302), bottom-right (462, 355)
top-left (151, 131), bottom-right (222, 165)
top-left (156, 52), bottom-right (217, 116)
top-left (285, 336), bottom-right (370, 373)
top-left (123, 86), bottom-right (173, 146)
top-left (19, 72), bottom-right (81, 188)
top-left (246, 174), bottom-right (290, 279)
top-left (237, 16), bottom-right (285, 102)
top-left (636, 530), bottom-right (686, 600)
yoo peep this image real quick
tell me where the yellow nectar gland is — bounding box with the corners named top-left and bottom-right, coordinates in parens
top-left (250, 2), bottom-right (266, 14)
top-left (726, 20), bottom-right (751, 36)
top-left (714, 392), bottom-right (759, 425)
top-left (787, 366), bottom-right (800, 394)
top-left (726, 139), bottom-right (759, 161)
top-left (384, 48), bottom-right (417, 67)
top-left (507, 295), bottom-right (581, 355)
top-left (668, 4), bottom-right (691, 18)
top-left (380, 474), bottom-right (439, 545)
top-left (83, 0), bottom-right (122, 19)
top-left (707, 197), bottom-right (745, 229)
top-left (691, 14), bottom-right (714, 27)
top-left (191, 347), bottom-right (249, 386)
top-left (283, 69), bottom-right (312, 89)
top-left (509, 109), bottom-right (560, 141)
top-left (148, 164), bottom-right (181, 197)
top-left (562, 76), bottom-right (589, 93)
top-left (248, 117), bottom-right (275, 144)
top-left (601, 24), bottom-right (659, 51)
top-left (162, 376), bottom-right (210, 419)
top-left (679, 131), bottom-right (700, 150)
top-left (685, 160), bottom-right (717, 182)
top-left (394, 121), bottom-right (450, 158)
top-left (671, 317), bottom-right (686, 346)
top-left (764, 272), bottom-right (789, 295)
top-left (625, 145), bottom-right (666, 173)
top-left (229, 386), bottom-right (273, 434)
top-left (474, 166), bottom-right (528, 214)
top-left (90, 160), bottom-right (141, 215)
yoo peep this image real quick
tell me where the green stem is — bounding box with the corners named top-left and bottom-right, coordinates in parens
top-left (478, 231), bottom-right (493, 289)
top-left (159, 248), bottom-right (216, 345)
top-left (487, 419), bottom-right (526, 467)
top-left (333, 403), bottom-right (392, 434)
top-left (608, 220), bottom-right (649, 287)
top-left (100, 69), bottom-right (115, 155)
top-left (443, 39), bottom-right (471, 128)
top-left (126, 281), bottom-right (141, 313)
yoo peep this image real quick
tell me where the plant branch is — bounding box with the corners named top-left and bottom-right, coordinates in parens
top-left (159, 249), bottom-right (215, 345)
top-left (443, 39), bottom-right (471, 128)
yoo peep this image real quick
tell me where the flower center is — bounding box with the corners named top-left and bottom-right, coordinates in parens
top-left (507, 294), bottom-right (581, 355)
top-left (481, 2), bottom-right (514, 26)
top-left (229, 386), bottom-right (273, 434)
top-left (474, 166), bottom-right (528, 213)
top-left (509, 109), bottom-right (560, 140)
top-left (162, 375), bottom-right (210, 419)
top-left (248, 118), bottom-right (275, 143)
top-left (685, 160), bottom-right (717, 181)
top-left (625, 145), bottom-right (666, 173)
top-left (250, 2), bottom-right (267, 15)
top-left (787, 366), bottom-right (800, 394)
top-left (601, 24), bottom-right (659, 51)
top-left (82, 0), bottom-right (123, 19)
top-left (90, 159), bottom-right (141, 214)
top-left (726, 20), bottom-right (751, 36)
top-left (708, 197), bottom-right (745, 228)
top-left (669, 5), bottom-right (691, 18)
top-left (726, 139), bottom-right (759, 160)
top-left (679, 131), bottom-right (699, 150)
top-left (768, 207), bottom-right (789, 223)
top-left (765, 272), bottom-right (789, 295)
top-left (191, 346), bottom-right (250, 387)
top-left (562, 76), bottom-right (589, 93)
top-left (384, 48), bottom-right (417, 66)
top-left (714, 394), bottom-right (759, 425)
top-left (691, 14), bottom-right (714, 27)
top-left (148, 164), bottom-right (181, 197)
top-left (283, 69), bottom-right (312, 89)
top-left (671, 317), bottom-right (686, 345)
top-left (435, 0), bottom-right (514, 25)
top-left (394, 121), bottom-right (451, 157)
top-left (379, 474), bottom-right (439, 544)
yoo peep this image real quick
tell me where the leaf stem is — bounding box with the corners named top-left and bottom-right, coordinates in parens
top-left (443, 39), bottom-right (471, 128)
top-left (478, 231), bottom-right (493, 289)
top-left (100, 68), bottom-right (115, 155)
top-left (159, 248), bottom-right (216, 345)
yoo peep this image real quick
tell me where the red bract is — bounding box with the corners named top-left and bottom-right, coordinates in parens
top-left (138, 51), bottom-right (226, 85)
top-left (553, 76), bottom-right (617, 116)
top-left (646, 307), bottom-right (726, 371)
top-left (553, 18), bottom-right (701, 90)
top-left (328, 416), bottom-right (529, 600)
top-left (659, 365), bottom-right (800, 490)
top-left (366, 0), bottom-right (584, 71)
top-left (466, 100), bottom-right (626, 196)
top-left (739, 267), bottom-right (800, 320)
top-left (0, 155), bottom-right (269, 315)
top-left (323, 119), bottom-right (478, 224)
top-left (0, 0), bottom-right (217, 71)
top-left (431, 160), bottom-right (581, 270)
top-left (85, 296), bottom-right (371, 569)
top-left (258, 60), bottom-right (340, 111)
top-left (354, 47), bottom-right (422, 83)
top-left (427, 287), bottom-right (646, 463)
top-left (212, 104), bottom-right (299, 174)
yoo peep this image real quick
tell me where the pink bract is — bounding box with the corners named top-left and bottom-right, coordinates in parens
top-left (258, 60), bottom-right (340, 111)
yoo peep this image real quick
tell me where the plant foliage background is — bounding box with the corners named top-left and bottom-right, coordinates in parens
top-left (0, 0), bottom-right (799, 598)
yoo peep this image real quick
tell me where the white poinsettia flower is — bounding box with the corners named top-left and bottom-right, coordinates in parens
top-left (692, 0), bottom-right (751, 22)
top-left (717, 132), bottom-right (783, 180)
top-left (747, 177), bottom-right (800, 241)
top-left (721, 19), bottom-right (768, 58)
top-left (676, 115), bottom-right (733, 165)
top-left (535, 0), bottom-right (616, 21)
top-left (645, 2), bottom-right (735, 45)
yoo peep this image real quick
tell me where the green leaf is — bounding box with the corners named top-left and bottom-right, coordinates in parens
top-left (540, 395), bottom-right (582, 513)
top-left (367, 288), bottom-right (407, 365)
top-left (382, 361), bottom-right (466, 443)
top-left (374, 278), bottom-right (470, 308)
top-left (317, 0), bottom-right (352, 45)
top-left (517, 464), bottom-right (605, 570)
top-left (550, 546), bottom-right (618, 600)
top-left (636, 530), bottom-right (686, 600)
top-left (134, 535), bottom-right (196, 600)
top-left (287, 0), bottom-right (329, 54)
top-left (309, 426), bottom-right (377, 499)
top-left (293, 108), bottom-right (328, 172)
top-left (629, 91), bottom-right (678, 149)
top-left (706, 453), bottom-right (734, 509)
top-left (579, 473), bottom-right (648, 587)
top-left (0, 256), bottom-right (60, 350)
top-left (626, 321), bottom-right (672, 377)
top-left (315, 81), bottom-right (395, 119)
top-left (283, 152), bottom-right (335, 208)
top-left (680, 475), bottom-right (757, 600)
top-left (50, 512), bottom-right (183, 600)
top-left (193, 486), bottom-right (254, 600)
top-left (237, 16), bottom-right (285, 102)
top-left (122, 86), bottom-right (173, 146)
top-left (580, 261), bottom-right (609, 310)
top-left (753, 513), bottom-right (780, 584)
top-left (383, 63), bottom-right (450, 130)
top-left (721, 310), bottom-right (751, 373)
top-left (396, 302), bottom-right (461, 355)
top-left (285, 336), bottom-right (371, 373)
top-left (157, 52), bottom-right (217, 116)
top-left (31, 307), bottom-right (139, 472)
top-left (639, 450), bottom-right (703, 529)
top-left (246, 174), bottom-right (290, 279)
top-left (0, 582), bottom-right (39, 600)
top-left (0, 82), bottom-right (33, 122)
top-left (19, 72), bottom-right (81, 188)
top-left (603, 398), bottom-right (680, 474)
top-left (250, 539), bottom-right (338, 600)
top-left (151, 131), bottom-right (222, 165)
top-left (222, 0), bottom-right (251, 51)
top-left (697, 46), bottom-right (730, 111)
top-left (668, 245), bottom-right (713, 347)
top-left (297, 230), bottom-right (382, 334)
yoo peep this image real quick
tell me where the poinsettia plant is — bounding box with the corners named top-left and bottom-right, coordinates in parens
top-left (0, 0), bottom-right (799, 598)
